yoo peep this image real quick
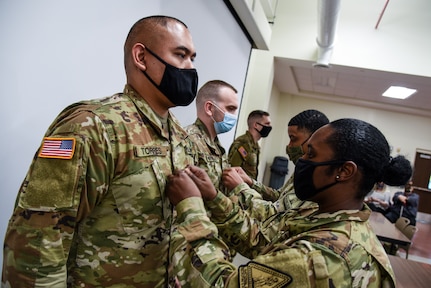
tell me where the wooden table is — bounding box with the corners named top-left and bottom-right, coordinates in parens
top-left (369, 212), bottom-right (411, 246)
top-left (389, 255), bottom-right (431, 287)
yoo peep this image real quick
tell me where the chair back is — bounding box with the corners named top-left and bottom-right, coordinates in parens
top-left (395, 217), bottom-right (410, 231)
top-left (402, 225), bottom-right (418, 240)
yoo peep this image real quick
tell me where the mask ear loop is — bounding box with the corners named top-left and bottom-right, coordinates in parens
top-left (205, 101), bottom-right (215, 117)
top-left (209, 102), bottom-right (225, 123)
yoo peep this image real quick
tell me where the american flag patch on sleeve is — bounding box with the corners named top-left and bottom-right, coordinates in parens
top-left (238, 146), bottom-right (248, 159)
top-left (38, 137), bottom-right (76, 159)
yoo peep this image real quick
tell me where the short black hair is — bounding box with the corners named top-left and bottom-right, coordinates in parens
top-left (288, 109), bottom-right (329, 133)
top-left (247, 110), bottom-right (270, 127)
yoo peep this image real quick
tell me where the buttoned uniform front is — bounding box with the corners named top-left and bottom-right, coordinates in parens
top-left (172, 194), bottom-right (396, 287)
top-left (228, 131), bottom-right (260, 180)
top-left (2, 85), bottom-right (197, 287)
top-left (171, 118), bottom-right (235, 287)
top-left (185, 119), bottom-right (230, 193)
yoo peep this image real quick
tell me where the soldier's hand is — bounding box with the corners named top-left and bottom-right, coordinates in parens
top-left (235, 167), bottom-right (253, 185)
top-left (222, 167), bottom-right (244, 191)
top-left (185, 165), bottom-right (217, 201)
top-left (167, 169), bottom-right (201, 206)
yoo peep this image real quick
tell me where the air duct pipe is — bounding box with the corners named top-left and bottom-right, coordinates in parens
top-left (314, 0), bottom-right (341, 68)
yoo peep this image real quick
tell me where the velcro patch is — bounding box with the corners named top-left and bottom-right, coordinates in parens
top-left (238, 261), bottom-right (292, 287)
top-left (134, 145), bottom-right (169, 157)
top-left (238, 146), bottom-right (248, 159)
top-left (38, 137), bottom-right (75, 159)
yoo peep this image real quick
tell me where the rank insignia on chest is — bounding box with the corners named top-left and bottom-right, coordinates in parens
top-left (238, 146), bottom-right (248, 159)
top-left (38, 137), bottom-right (76, 159)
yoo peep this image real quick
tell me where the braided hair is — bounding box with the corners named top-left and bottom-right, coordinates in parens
top-left (326, 118), bottom-right (412, 198)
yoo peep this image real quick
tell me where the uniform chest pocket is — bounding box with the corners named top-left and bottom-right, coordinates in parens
top-left (111, 159), bottom-right (169, 234)
top-left (246, 152), bottom-right (257, 165)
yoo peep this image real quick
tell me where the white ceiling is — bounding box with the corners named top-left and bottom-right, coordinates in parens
top-left (273, 57), bottom-right (431, 118)
top-left (267, 0), bottom-right (431, 118)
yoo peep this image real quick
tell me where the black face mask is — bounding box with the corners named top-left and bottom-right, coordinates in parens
top-left (294, 158), bottom-right (345, 200)
top-left (141, 46), bottom-right (198, 106)
top-left (256, 122), bottom-right (272, 138)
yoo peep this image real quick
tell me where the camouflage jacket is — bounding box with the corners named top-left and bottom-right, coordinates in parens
top-left (238, 174), bottom-right (315, 211)
top-left (228, 131), bottom-right (259, 180)
top-left (2, 85), bottom-right (197, 288)
top-left (173, 195), bottom-right (396, 288)
top-left (185, 119), bottom-right (229, 192)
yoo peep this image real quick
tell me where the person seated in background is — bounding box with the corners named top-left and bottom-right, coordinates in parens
top-left (385, 180), bottom-right (419, 226)
top-left (167, 118), bottom-right (412, 287)
top-left (365, 181), bottom-right (391, 214)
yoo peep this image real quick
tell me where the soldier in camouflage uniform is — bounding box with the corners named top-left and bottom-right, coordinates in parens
top-left (228, 110), bottom-right (272, 180)
top-left (185, 80), bottom-right (238, 194)
top-left (222, 109), bottom-right (330, 216)
top-left (167, 118), bottom-right (413, 287)
top-left (170, 80), bottom-right (238, 286)
top-left (2, 16), bottom-right (199, 287)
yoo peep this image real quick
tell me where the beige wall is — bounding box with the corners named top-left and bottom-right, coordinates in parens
top-left (237, 0), bottom-right (431, 184)
top-left (240, 49), bottom-right (431, 184)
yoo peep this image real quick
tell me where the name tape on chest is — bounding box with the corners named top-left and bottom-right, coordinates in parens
top-left (134, 145), bottom-right (169, 157)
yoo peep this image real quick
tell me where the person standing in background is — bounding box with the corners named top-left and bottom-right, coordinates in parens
top-left (2, 15), bottom-right (198, 287)
top-left (228, 110), bottom-right (272, 180)
top-left (185, 80), bottom-right (238, 193)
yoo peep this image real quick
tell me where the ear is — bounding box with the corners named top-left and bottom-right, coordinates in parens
top-left (204, 101), bottom-right (213, 116)
top-left (336, 161), bottom-right (357, 182)
top-left (132, 43), bottom-right (147, 70)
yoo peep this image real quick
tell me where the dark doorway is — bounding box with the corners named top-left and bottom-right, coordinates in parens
top-left (412, 149), bottom-right (431, 214)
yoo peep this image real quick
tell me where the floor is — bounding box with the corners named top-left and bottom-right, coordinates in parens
top-left (396, 212), bottom-right (431, 264)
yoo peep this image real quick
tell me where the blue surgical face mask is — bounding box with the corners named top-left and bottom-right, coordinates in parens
top-left (211, 102), bottom-right (237, 134)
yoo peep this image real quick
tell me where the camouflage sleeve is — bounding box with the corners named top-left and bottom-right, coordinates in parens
top-left (173, 197), bottom-right (237, 287)
top-left (229, 183), bottom-right (278, 221)
top-left (227, 140), bottom-right (244, 168)
top-left (205, 192), bottom-right (282, 259)
top-left (2, 109), bottom-right (111, 286)
top-left (249, 179), bottom-right (281, 201)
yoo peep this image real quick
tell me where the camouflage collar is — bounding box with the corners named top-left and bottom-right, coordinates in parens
top-left (123, 85), bottom-right (189, 143)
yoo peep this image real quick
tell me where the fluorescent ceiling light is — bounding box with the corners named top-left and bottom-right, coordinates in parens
top-left (382, 86), bottom-right (416, 99)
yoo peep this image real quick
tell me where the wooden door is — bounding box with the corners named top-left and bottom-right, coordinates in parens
top-left (412, 149), bottom-right (431, 214)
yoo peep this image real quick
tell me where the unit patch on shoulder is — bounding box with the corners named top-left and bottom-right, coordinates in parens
top-left (238, 261), bottom-right (292, 288)
top-left (38, 137), bottom-right (76, 159)
top-left (238, 146), bottom-right (248, 159)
